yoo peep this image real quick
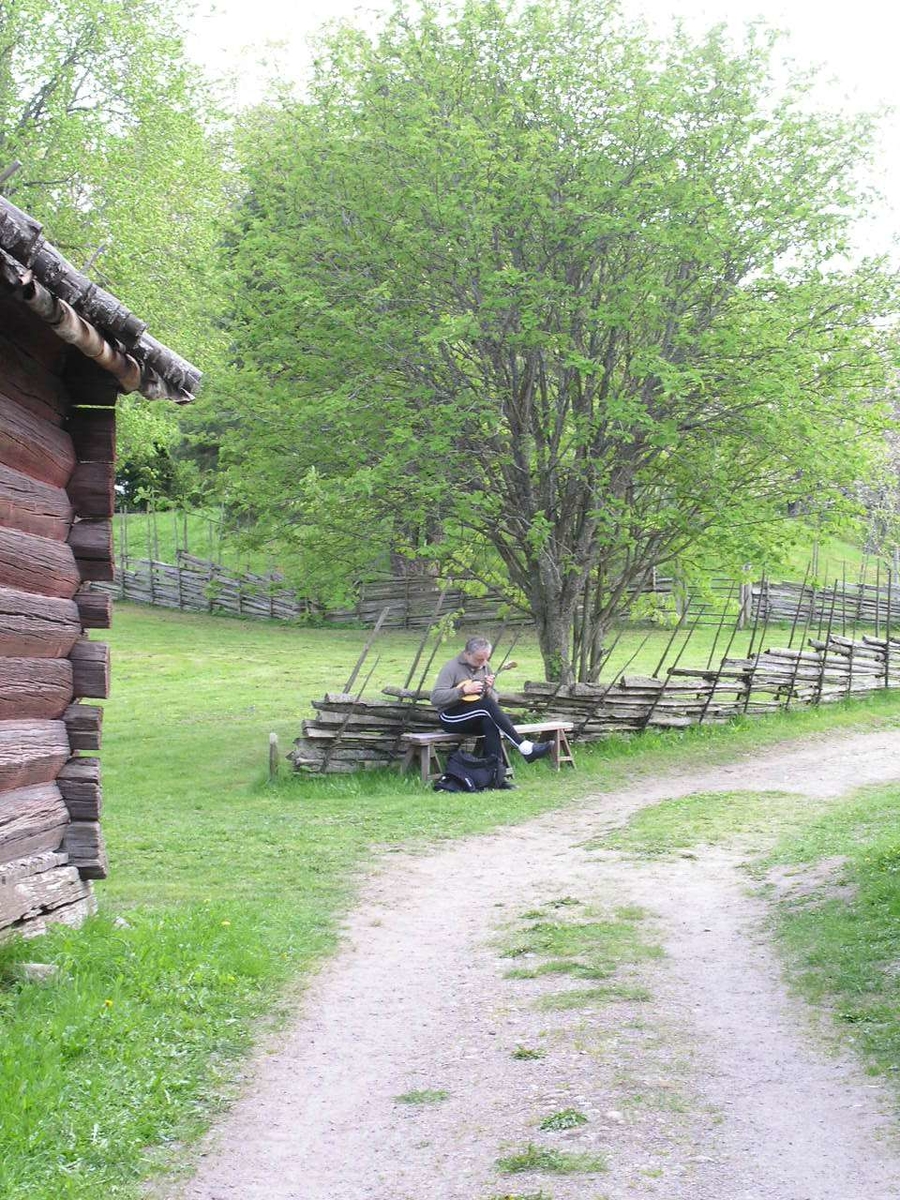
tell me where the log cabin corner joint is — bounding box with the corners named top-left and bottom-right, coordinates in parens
top-left (0, 194), bottom-right (200, 938)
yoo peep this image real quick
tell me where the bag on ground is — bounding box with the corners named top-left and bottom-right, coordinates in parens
top-left (433, 748), bottom-right (501, 792)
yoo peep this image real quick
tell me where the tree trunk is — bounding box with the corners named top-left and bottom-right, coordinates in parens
top-left (528, 584), bottom-right (577, 683)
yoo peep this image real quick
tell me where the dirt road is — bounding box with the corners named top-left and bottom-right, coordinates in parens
top-left (170, 729), bottom-right (900, 1200)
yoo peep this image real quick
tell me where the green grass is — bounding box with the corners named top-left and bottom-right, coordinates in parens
top-left (535, 984), bottom-right (652, 1010)
top-left (484, 1191), bottom-right (554, 1200)
top-left (395, 1088), bottom-right (449, 1104)
top-left (114, 508), bottom-right (278, 575)
top-left (538, 1109), bottom-right (588, 1131)
top-left (757, 784), bottom-right (900, 1077)
top-left (3, 602), bottom-right (900, 1200)
top-left (496, 1144), bottom-right (608, 1174)
top-left (598, 789), bottom-right (807, 856)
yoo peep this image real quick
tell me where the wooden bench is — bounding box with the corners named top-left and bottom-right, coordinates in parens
top-left (400, 721), bottom-right (576, 785)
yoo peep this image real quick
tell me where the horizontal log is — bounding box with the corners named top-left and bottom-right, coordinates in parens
top-left (0, 782), bottom-right (68, 865)
top-left (62, 820), bottom-right (107, 879)
top-left (0, 860), bottom-right (93, 932)
top-left (0, 718), bottom-right (69, 790)
top-left (65, 407), bottom-right (115, 462)
top-left (63, 703), bottom-right (102, 751)
top-left (0, 393), bottom-right (75, 486)
top-left (0, 585), bottom-right (81, 656)
top-left (0, 847), bottom-right (66, 884)
top-left (0, 463), bottom-right (73, 539)
top-left (0, 527), bottom-right (80, 597)
top-left (67, 518), bottom-right (112, 561)
top-left (67, 460), bottom-right (114, 518)
top-left (0, 331), bottom-right (68, 425)
top-left (62, 349), bottom-right (122, 407)
top-left (57, 757), bottom-right (101, 819)
top-left (0, 295), bottom-right (68, 375)
top-left (74, 588), bottom-right (111, 628)
top-left (74, 557), bottom-right (115, 582)
top-left (0, 657), bottom-right (73, 719)
top-left (69, 639), bottom-right (110, 699)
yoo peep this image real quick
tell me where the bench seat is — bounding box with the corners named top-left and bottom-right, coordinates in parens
top-left (400, 721), bottom-right (575, 784)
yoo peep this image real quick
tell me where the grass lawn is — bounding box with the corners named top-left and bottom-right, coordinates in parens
top-left (1, 603), bottom-right (900, 1199)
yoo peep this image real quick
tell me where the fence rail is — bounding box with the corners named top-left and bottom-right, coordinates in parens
top-left (289, 629), bottom-right (900, 772)
top-left (102, 551), bottom-right (900, 632)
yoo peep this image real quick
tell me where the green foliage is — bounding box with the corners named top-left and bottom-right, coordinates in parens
top-left (211, 0), bottom-right (899, 679)
top-left (0, 0), bottom-right (228, 354)
top-left (0, 0), bottom-right (230, 501)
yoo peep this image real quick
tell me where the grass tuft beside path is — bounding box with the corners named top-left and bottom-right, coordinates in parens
top-left (2, 603), bottom-right (900, 1199)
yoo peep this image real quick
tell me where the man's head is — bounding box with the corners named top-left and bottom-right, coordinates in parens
top-left (463, 635), bottom-right (492, 668)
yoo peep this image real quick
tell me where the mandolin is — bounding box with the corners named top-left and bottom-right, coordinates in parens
top-left (460, 660), bottom-right (518, 701)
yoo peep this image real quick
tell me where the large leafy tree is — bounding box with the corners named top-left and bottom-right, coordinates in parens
top-left (0, 0), bottom-right (228, 492)
top-left (214, 0), bottom-right (898, 680)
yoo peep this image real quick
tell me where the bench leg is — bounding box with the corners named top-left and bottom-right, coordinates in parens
top-left (420, 744), bottom-right (433, 786)
top-left (550, 728), bottom-right (562, 770)
top-left (557, 729), bottom-right (576, 769)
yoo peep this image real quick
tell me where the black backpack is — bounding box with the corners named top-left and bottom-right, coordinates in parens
top-left (433, 748), bottom-right (501, 792)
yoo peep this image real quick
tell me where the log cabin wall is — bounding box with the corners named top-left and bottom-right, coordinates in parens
top-left (0, 292), bottom-right (113, 937)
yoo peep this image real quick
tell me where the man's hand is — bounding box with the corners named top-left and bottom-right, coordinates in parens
top-left (461, 680), bottom-right (484, 696)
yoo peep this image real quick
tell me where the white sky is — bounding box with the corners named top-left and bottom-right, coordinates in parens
top-left (185, 0), bottom-right (900, 258)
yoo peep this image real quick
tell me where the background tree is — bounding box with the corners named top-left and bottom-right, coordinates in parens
top-left (0, 0), bottom-right (228, 500)
top-left (212, 0), bottom-right (899, 681)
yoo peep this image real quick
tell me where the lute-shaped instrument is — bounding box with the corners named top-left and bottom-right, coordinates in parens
top-left (460, 660), bottom-right (518, 701)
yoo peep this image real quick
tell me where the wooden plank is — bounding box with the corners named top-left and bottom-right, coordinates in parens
top-left (0, 393), bottom-right (75, 487)
top-left (62, 350), bottom-right (121, 407)
top-left (0, 294), bottom-right (68, 374)
top-left (0, 463), bottom-right (73, 539)
top-left (0, 861), bottom-right (93, 931)
top-left (63, 703), bottom-right (102, 751)
top-left (0, 331), bottom-right (69, 424)
top-left (57, 757), bottom-right (101, 819)
top-left (74, 588), bottom-right (111, 629)
top-left (0, 719), bottom-right (70, 789)
top-left (0, 657), bottom-right (73, 719)
top-left (68, 518), bottom-right (112, 561)
top-left (0, 527), bottom-right (80, 597)
top-left (62, 820), bottom-right (107, 879)
top-left (69, 639), bottom-right (110, 698)
top-left (0, 782), bottom-right (68, 865)
top-left (67, 460), bottom-right (114, 518)
top-left (0, 585), bottom-right (81, 656)
top-left (74, 558), bottom-right (115, 583)
top-left (65, 407), bottom-right (115, 462)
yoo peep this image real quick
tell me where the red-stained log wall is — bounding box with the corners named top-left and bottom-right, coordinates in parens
top-left (0, 293), bottom-right (114, 935)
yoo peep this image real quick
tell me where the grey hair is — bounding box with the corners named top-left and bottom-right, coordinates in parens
top-left (465, 636), bottom-right (492, 655)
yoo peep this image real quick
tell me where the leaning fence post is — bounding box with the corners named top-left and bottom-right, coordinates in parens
top-left (886, 569), bottom-right (893, 688)
top-left (268, 732), bottom-right (279, 783)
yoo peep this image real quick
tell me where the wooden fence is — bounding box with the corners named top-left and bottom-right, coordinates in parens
top-left (103, 549), bottom-right (900, 635)
top-left (103, 552), bottom-right (546, 625)
top-left (289, 630), bottom-right (900, 773)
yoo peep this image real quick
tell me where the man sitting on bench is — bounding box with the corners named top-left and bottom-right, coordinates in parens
top-left (430, 636), bottom-right (552, 789)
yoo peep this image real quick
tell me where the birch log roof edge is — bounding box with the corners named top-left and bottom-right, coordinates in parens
top-left (0, 195), bottom-right (201, 403)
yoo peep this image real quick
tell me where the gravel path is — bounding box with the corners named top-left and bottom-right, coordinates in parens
top-left (170, 729), bottom-right (900, 1200)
